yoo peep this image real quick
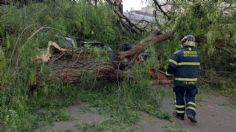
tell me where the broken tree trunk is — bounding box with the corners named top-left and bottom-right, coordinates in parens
top-left (36, 31), bottom-right (172, 85)
top-left (36, 42), bottom-right (127, 84)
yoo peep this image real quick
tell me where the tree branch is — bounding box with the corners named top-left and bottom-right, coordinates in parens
top-left (105, 0), bottom-right (146, 34)
top-left (115, 31), bottom-right (172, 60)
top-left (152, 0), bottom-right (171, 20)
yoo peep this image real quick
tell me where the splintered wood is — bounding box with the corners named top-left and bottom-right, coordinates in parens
top-left (149, 69), bottom-right (172, 85)
top-left (36, 31), bottom-right (172, 85)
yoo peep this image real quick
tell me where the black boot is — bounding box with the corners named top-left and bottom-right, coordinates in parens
top-left (173, 112), bottom-right (184, 120)
top-left (187, 114), bottom-right (197, 123)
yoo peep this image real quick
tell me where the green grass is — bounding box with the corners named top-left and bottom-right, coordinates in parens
top-left (35, 109), bottom-right (70, 126)
top-left (0, 0), bottom-right (235, 131)
top-left (25, 80), bottom-right (169, 131)
top-left (0, 2), bottom-right (148, 130)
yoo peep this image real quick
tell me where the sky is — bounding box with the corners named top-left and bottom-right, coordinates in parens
top-left (123, 0), bottom-right (148, 11)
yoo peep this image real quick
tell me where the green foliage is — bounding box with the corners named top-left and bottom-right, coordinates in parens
top-left (0, 47), bottom-right (6, 76)
top-left (0, 0), bottom-right (235, 131)
top-left (0, 1), bottom-right (139, 131)
top-left (219, 78), bottom-right (236, 96)
top-left (170, 1), bottom-right (236, 69)
top-left (0, 0), bottom-right (157, 131)
top-left (155, 0), bottom-right (236, 94)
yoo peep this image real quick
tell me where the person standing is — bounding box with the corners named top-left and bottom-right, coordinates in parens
top-left (166, 35), bottom-right (201, 123)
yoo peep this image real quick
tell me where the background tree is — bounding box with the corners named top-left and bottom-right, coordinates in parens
top-left (148, 0), bottom-right (236, 72)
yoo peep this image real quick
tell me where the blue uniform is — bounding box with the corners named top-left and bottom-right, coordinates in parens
top-left (167, 46), bottom-right (200, 117)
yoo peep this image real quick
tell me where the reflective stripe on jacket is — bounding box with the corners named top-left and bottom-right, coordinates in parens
top-left (167, 46), bottom-right (201, 86)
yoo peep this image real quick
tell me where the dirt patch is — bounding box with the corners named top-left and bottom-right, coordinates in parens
top-left (134, 113), bottom-right (173, 132)
top-left (161, 95), bottom-right (236, 132)
top-left (37, 104), bottom-right (105, 132)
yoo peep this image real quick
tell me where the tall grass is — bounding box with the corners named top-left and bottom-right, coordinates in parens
top-left (1, 0), bottom-right (235, 131)
top-left (0, 1), bottom-right (164, 131)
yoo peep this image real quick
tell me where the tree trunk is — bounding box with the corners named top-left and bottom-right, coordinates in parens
top-left (35, 32), bottom-right (172, 85)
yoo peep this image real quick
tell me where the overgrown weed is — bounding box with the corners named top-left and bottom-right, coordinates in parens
top-left (0, 1), bottom-right (157, 131)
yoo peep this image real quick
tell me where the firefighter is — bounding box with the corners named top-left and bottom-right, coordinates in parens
top-left (166, 35), bottom-right (200, 123)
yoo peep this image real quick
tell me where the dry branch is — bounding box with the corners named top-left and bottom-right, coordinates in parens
top-left (153, 0), bottom-right (171, 20)
top-left (105, 0), bottom-right (145, 34)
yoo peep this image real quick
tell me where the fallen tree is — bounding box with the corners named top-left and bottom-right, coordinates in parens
top-left (35, 31), bottom-right (172, 85)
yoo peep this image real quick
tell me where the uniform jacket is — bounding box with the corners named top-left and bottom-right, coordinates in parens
top-left (167, 46), bottom-right (201, 86)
